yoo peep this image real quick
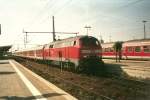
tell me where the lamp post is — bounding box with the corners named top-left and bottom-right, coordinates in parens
top-left (142, 20), bottom-right (147, 39)
top-left (84, 25), bottom-right (91, 36)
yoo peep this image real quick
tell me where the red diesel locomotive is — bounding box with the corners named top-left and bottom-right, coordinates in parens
top-left (102, 39), bottom-right (150, 60)
top-left (14, 35), bottom-right (103, 70)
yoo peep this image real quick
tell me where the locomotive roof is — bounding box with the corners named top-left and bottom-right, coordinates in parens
top-left (58, 35), bottom-right (95, 40)
top-left (15, 35), bottom-right (98, 52)
top-left (48, 35), bottom-right (97, 44)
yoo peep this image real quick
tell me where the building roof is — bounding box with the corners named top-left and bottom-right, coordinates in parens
top-left (0, 45), bottom-right (12, 55)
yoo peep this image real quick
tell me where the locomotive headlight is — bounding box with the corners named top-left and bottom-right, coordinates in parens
top-left (83, 55), bottom-right (88, 58)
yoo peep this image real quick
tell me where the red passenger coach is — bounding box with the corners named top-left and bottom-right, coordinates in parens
top-left (101, 42), bottom-right (115, 58)
top-left (101, 39), bottom-right (150, 60)
top-left (122, 39), bottom-right (150, 59)
top-left (14, 35), bottom-right (103, 70)
top-left (14, 46), bottom-right (43, 59)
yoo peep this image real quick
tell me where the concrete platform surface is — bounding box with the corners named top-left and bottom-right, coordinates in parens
top-left (0, 60), bottom-right (77, 100)
top-left (103, 59), bottom-right (150, 79)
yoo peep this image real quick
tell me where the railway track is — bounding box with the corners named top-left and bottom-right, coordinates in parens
top-left (14, 57), bottom-right (150, 100)
top-left (15, 57), bottom-right (114, 100)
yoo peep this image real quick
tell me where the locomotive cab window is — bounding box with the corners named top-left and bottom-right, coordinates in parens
top-left (80, 36), bottom-right (100, 47)
top-left (135, 46), bottom-right (141, 52)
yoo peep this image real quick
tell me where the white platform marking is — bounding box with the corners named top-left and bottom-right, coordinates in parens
top-left (12, 60), bottom-right (78, 100)
top-left (9, 60), bottom-right (47, 100)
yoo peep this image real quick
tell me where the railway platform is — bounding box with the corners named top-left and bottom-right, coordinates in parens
top-left (0, 59), bottom-right (77, 100)
top-left (103, 59), bottom-right (150, 79)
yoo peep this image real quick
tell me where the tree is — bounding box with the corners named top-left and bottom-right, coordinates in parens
top-left (113, 41), bottom-right (123, 62)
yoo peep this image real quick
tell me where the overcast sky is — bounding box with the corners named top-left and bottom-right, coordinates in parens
top-left (0, 0), bottom-right (150, 50)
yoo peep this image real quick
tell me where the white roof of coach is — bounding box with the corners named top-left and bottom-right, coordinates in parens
top-left (123, 39), bottom-right (150, 46)
top-left (17, 45), bottom-right (44, 52)
top-left (101, 42), bottom-right (114, 48)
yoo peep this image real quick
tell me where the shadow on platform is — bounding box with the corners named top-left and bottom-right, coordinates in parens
top-left (0, 71), bottom-right (15, 75)
top-left (0, 93), bottom-right (65, 100)
top-left (0, 62), bottom-right (9, 64)
top-left (104, 63), bottom-right (128, 77)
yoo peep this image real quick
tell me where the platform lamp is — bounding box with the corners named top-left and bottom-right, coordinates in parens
top-left (142, 20), bottom-right (147, 39)
top-left (84, 25), bottom-right (91, 36)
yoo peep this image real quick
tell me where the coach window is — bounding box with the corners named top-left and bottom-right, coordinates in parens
top-left (128, 47), bottom-right (133, 52)
top-left (135, 46), bottom-right (141, 52)
top-left (105, 48), bottom-right (109, 52)
top-left (143, 46), bottom-right (150, 52)
top-left (110, 48), bottom-right (114, 52)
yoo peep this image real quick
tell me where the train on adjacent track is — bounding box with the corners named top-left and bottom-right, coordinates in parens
top-left (14, 35), bottom-right (103, 72)
top-left (102, 39), bottom-right (150, 60)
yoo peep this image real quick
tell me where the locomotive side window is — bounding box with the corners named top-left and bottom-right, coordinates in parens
top-left (143, 46), bottom-right (150, 52)
top-left (49, 45), bottom-right (53, 48)
top-left (73, 41), bottom-right (76, 46)
top-left (135, 46), bottom-right (141, 52)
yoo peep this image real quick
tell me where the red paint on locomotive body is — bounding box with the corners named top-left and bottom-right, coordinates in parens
top-left (14, 35), bottom-right (102, 66)
top-left (42, 36), bottom-right (102, 66)
top-left (102, 39), bottom-right (150, 60)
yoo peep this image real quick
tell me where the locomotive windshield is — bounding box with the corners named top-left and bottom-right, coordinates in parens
top-left (80, 36), bottom-right (100, 47)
